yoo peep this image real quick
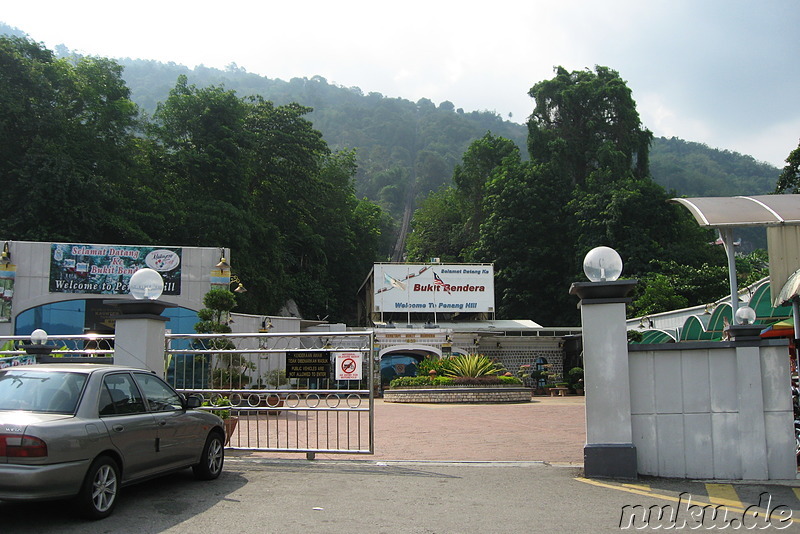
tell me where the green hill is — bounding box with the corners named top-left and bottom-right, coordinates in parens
top-left (1, 22), bottom-right (782, 224)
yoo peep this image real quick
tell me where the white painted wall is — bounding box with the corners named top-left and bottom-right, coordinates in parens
top-left (629, 341), bottom-right (796, 480)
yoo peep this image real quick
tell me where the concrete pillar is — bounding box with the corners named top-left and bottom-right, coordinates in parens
top-left (569, 279), bottom-right (638, 479)
top-left (106, 300), bottom-right (172, 377)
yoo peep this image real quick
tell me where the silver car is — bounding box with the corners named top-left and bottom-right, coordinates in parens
top-left (0, 364), bottom-right (225, 519)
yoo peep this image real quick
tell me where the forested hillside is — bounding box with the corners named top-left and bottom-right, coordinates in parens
top-left (0, 35), bottom-right (388, 323)
top-left (2, 21), bottom-right (778, 230)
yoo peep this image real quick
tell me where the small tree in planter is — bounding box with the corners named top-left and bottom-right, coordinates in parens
top-left (194, 288), bottom-right (253, 389)
top-left (568, 367), bottom-right (584, 394)
top-left (202, 396), bottom-right (238, 445)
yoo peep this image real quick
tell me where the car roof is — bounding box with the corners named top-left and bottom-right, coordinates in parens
top-left (1, 364), bottom-right (153, 375)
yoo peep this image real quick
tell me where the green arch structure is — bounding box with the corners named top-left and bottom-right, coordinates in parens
top-left (636, 280), bottom-right (794, 343)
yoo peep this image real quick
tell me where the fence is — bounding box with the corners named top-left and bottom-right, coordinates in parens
top-left (165, 331), bottom-right (375, 458)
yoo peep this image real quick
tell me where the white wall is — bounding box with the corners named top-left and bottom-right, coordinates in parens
top-left (628, 341), bottom-right (796, 480)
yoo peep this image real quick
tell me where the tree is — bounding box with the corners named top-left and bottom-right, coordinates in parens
top-left (0, 36), bottom-right (144, 242)
top-left (527, 66), bottom-right (652, 187)
top-left (775, 139), bottom-right (800, 193)
top-left (465, 66), bottom-right (724, 324)
top-left (406, 186), bottom-right (469, 263)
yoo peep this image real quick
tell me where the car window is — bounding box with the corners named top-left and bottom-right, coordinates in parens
top-left (133, 372), bottom-right (183, 412)
top-left (0, 370), bottom-right (86, 413)
top-left (99, 373), bottom-right (146, 416)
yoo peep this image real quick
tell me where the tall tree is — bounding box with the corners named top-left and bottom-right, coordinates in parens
top-left (0, 36), bottom-right (143, 242)
top-left (467, 66), bottom-right (720, 324)
top-left (775, 139), bottom-right (800, 193)
top-left (527, 66), bottom-right (652, 187)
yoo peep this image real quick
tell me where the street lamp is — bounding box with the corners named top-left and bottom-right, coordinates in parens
top-left (23, 328), bottom-right (54, 355)
top-left (583, 246), bottom-right (623, 282)
top-left (129, 268), bottom-right (164, 300)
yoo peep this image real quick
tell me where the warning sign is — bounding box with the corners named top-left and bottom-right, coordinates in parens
top-left (335, 352), bottom-right (362, 381)
top-left (286, 352), bottom-right (331, 379)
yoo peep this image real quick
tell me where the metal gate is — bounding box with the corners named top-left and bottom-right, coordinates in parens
top-left (165, 331), bottom-right (374, 458)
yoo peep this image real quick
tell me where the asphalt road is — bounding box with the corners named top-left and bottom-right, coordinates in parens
top-left (3, 458), bottom-right (799, 533)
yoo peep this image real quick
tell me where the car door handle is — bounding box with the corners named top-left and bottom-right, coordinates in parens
top-left (112, 425), bottom-right (124, 432)
top-left (158, 420), bottom-right (167, 426)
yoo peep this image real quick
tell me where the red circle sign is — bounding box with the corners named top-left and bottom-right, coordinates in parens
top-left (341, 358), bottom-right (356, 373)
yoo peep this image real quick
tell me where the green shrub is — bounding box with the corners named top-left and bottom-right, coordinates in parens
top-left (431, 376), bottom-right (455, 386)
top-left (442, 354), bottom-right (501, 378)
top-left (389, 376), bottom-right (432, 388)
top-left (417, 355), bottom-right (454, 376)
top-left (498, 375), bottom-right (523, 385)
top-left (202, 396), bottom-right (232, 419)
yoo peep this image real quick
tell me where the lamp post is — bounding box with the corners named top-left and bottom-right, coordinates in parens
top-left (569, 246), bottom-right (638, 479)
top-left (23, 328), bottom-right (55, 356)
top-left (106, 268), bottom-right (173, 374)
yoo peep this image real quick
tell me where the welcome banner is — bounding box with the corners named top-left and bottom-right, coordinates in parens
top-left (49, 243), bottom-right (182, 295)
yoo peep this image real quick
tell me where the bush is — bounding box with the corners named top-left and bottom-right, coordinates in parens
top-left (442, 354), bottom-right (501, 378)
top-left (498, 375), bottom-right (523, 385)
top-left (389, 376), bottom-right (432, 388)
top-left (431, 376), bottom-right (454, 386)
top-left (417, 355), bottom-right (454, 377)
top-left (202, 396), bottom-right (232, 419)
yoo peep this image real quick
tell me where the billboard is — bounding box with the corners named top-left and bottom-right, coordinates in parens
top-left (373, 264), bottom-right (494, 313)
top-left (49, 243), bottom-right (182, 295)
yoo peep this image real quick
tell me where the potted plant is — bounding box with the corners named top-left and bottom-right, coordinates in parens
top-left (568, 367), bottom-right (584, 395)
top-left (202, 396), bottom-right (238, 445)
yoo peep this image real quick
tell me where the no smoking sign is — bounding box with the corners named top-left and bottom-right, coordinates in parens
top-left (335, 351), bottom-right (362, 380)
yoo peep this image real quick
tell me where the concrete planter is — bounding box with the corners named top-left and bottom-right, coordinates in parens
top-left (384, 387), bottom-right (531, 404)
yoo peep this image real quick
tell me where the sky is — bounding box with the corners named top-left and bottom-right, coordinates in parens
top-left (2, 0), bottom-right (799, 167)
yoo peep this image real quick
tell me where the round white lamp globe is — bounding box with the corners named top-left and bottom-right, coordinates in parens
top-left (583, 246), bottom-right (623, 282)
top-left (129, 268), bottom-right (164, 300)
top-left (30, 328), bottom-right (48, 345)
top-left (734, 305), bottom-right (756, 325)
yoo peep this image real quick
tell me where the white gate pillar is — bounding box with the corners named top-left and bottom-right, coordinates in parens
top-left (569, 247), bottom-right (638, 479)
top-left (107, 300), bottom-right (172, 377)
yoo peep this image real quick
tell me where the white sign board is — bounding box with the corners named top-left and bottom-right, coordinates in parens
top-left (335, 352), bottom-right (362, 381)
top-left (373, 264), bottom-right (494, 313)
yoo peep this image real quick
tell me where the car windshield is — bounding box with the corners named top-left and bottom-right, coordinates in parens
top-left (0, 370), bottom-right (87, 414)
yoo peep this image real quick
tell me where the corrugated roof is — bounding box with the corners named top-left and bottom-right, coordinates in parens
top-left (669, 195), bottom-right (800, 228)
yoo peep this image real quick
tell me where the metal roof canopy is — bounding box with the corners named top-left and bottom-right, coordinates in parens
top-left (670, 195), bottom-right (800, 228)
top-left (669, 195), bottom-right (800, 319)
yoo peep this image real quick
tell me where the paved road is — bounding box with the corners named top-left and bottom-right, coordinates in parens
top-left (3, 459), bottom-right (799, 533)
top-left (2, 396), bottom-right (799, 532)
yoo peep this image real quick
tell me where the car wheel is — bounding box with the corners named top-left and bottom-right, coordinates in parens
top-left (193, 431), bottom-right (225, 480)
top-left (77, 455), bottom-right (120, 520)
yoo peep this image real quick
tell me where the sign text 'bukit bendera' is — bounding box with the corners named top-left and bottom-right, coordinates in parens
top-left (373, 264), bottom-right (494, 313)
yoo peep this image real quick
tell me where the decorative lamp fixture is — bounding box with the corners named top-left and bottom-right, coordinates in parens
top-left (31, 328), bottom-right (48, 345)
top-left (216, 249), bottom-right (231, 271)
top-left (734, 305), bottom-right (756, 325)
top-left (583, 246), bottom-right (623, 282)
top-left (1, 242), bottom-right (10, 264)
top-left (230, 275), bottom-right (247, 293)
top-left (129, 268), bottom-right (164, 300)
top-left (22, 328), bottom-right (55, 356)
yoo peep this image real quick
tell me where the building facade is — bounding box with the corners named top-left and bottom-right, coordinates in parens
top-left (0, 239), bottom-right (230, 337)
top-left (358, 262), bottom-right (581, 388)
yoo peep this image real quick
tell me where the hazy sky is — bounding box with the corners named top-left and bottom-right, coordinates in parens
top-left (3, 1), bottom-right (798, 167)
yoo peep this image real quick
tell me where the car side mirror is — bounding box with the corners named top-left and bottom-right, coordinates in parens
top-left (185, 394), bottom-right (203, 409)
